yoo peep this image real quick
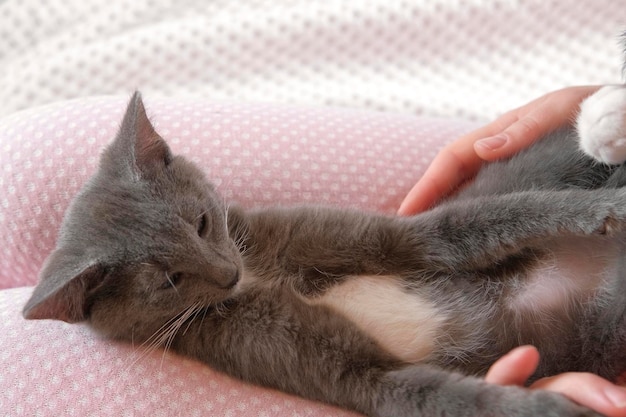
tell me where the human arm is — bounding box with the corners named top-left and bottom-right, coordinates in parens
top-left (398, 85), bottom-right (601, 215)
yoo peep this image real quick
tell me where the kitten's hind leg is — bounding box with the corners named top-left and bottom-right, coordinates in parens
top-left (577, 84), bottom-right (626, 165)
top-left (378, 364), bottom-right (603, 417)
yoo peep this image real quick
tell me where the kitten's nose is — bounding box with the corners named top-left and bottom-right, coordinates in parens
top-left (220, 269), bottom-right (240, 289)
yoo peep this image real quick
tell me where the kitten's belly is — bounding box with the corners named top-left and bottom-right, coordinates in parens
top-left (304, 239), bottom-right (620, 364)
top-left (306, 275), bottom-right (446, 363)
top-left (509, 237), bottom-right (619, 314)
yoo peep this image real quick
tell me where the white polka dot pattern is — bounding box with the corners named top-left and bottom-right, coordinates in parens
top-left (0, 0), bottom-right (624, 121)
top-left (0, 96), bottom-right (475, 290)
top-left (0, 97), bottom-right (475, 416)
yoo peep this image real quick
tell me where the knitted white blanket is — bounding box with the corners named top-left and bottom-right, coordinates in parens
top-left (1, 0), bottom-right (624, 120)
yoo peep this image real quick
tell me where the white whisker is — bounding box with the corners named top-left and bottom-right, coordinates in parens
top-left (199, 305), bottom-right (210, 329)
top-left (123, 302), bottom-right (204, 372)
top-left (124, 315), bottom-right (181, 370)
top-left (225, 204), bottom-right (230, 234)
top-left (183, 303), bottom-right (204, 336)
top-left (164, 271), bottom-right (180, 294)
top-left (194, 210), bottom-right (208, 221)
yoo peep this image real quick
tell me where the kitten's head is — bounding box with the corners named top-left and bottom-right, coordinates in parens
top-left (23, 92), bottom-right (242, 341)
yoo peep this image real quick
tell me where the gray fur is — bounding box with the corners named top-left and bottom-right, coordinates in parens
top-left (23, 91), bottom-right (626, 416)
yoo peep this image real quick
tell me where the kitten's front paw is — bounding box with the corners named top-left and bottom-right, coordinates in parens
top-left (577, 85), bottom-right (626, 165)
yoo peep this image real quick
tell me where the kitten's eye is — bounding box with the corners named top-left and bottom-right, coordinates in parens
top-left (160, 272), bottom-right (183, 290)
top-left (197, 213), bottom-right (208, 237)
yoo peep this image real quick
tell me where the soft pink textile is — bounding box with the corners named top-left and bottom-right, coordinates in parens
top-left (0, 97), bottom-right (475, 416)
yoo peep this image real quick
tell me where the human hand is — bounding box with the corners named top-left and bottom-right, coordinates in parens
top-left (486, 345), bottom-right (626, 417)
top-left (398, 85), bottom-right (602, 215)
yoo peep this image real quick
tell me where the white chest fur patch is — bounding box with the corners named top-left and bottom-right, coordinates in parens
top-left (307, 275), bottom-right (446, 363)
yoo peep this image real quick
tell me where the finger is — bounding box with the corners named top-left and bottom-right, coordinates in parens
top-left (531, 373), bottom-right (626, 417)
top-left (398, 109), bottom-right (531, 215)
top-left (397, 176), bottom-right (444, 215)
top-left (397, 140), bottom-right (484, 215)
top-left (474, 86), bottom-right (601, 161)
top-left (398, 124), bottom-right (499, 215)
top-left (485, 345), bottom-right (540, 386)
top-left (473, 111), bottom-right (553, 161)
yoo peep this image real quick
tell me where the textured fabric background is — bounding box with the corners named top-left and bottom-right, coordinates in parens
top-left (1, 1), bottom-right (625, 415)
top-left (1, 0), bottom-right (625, 121)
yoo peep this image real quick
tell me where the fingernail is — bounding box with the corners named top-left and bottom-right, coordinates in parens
top-left (475, 135), bottom-right (508, 151)
top-left (604, 386), bottom-right (626, 408)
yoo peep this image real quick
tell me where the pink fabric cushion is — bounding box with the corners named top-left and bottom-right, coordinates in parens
top-left (0, 97), bottom-right (475, 416)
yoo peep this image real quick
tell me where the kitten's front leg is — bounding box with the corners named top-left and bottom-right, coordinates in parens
top-left (231, 189), bottom-right (626, 280)
top-left (413, 188), bottom-right (626, 272)
top-left (577, 84), bottom-right (626, 164)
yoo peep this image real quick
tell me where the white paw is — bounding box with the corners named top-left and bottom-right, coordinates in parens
top-left (577, 85), bottom-right (626, 165)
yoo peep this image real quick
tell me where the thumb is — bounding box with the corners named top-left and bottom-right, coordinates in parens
top-left (485, 345), bottom-right (540, 386)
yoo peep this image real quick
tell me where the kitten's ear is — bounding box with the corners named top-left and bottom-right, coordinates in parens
top-left (108, 91), bottom-right (173, 179)
top-left (23, 249), bottom-right (108, 323)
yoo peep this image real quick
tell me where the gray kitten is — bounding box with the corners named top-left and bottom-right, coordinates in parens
top-left (23, 91), bottom-right (626, 417)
